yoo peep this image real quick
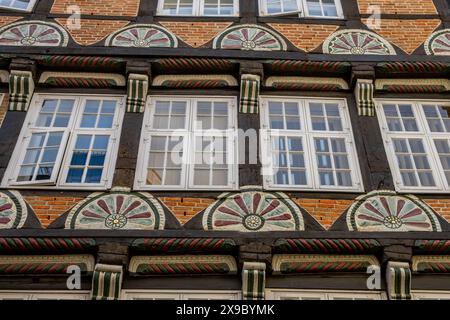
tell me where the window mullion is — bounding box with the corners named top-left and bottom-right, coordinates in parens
top-left (302, 100), bottom-right (315, 189)
top-left (196, 0), bottom-right (203, 16)
top-left (414, 102), bottom-right (444, 190)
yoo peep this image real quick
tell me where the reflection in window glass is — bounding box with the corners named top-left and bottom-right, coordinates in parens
top-left (379, 101), bottom-right (450, 191)
top-left (0, 0), bottom-right (35, 11)
top-left (6, 96), bottom-right (123, 188)
top-left (263, 98), bottom-right (361, 190)
top-left (138, 97), bottom-right (237, 190)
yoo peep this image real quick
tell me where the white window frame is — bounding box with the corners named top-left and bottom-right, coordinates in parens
top-left (157, 0), bottom-right (240, 16)
top-left (376, 99), bottom-right (450, 194)
top-left (122, 290), bottom-right (242, 300)
top-left (412, 290), bottom-right (450, 300)
top-left (0, 290), bottom-right (91, 300)
top-left (265, 289), bottom-right (387, 300)
top-left (258, 0), bottom-right (343, 19)
top-left (0, 93), bottom-right (5, 122)
top-left (0, 0), bottom-right (37, 12)
top-left (135, 95), bottom-right (238, 191)
top-left (260, 96), bottom-right (363, 192)
top-left (1, 93), bottom-right (126, 190)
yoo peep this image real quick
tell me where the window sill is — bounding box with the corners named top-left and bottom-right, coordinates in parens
top-left (0, 185), bottom-right (111, 192)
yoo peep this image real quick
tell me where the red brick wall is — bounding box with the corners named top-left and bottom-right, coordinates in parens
top-left (20, 195), bottom-right (450, 229)
top-left (363, 19), bottom-right (440, 54)
top-left (0, 94), bottom-right (8, 128)
top-left (424, 199), bottom-right (450, 224)
top-left (268, 24), bottom-right (339, 52)
top-left (160, 197), bottom-right (215, 224)
top-left (51, 0), bottom-right (140, 16)
top-left (294, 198), bottom-right (353, 230)
top-left (24, 196), bottom-right (84, 228)
top-left (0, 16), bottom-right (23, 27)
top-left (159, 21), bottom-right (232, 47)
top-left (55, 19), bottom-right (129, 46)
top-left (357, 0), bottom-right (437, 14)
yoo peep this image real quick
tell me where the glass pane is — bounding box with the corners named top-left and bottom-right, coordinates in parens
top-left (151, 137), bottom-right (167, 150)
top-left (155, 101), bottom-right (171, 114)
top-left (18, 132), bottom-right (64, 183)
top-left (153, 115), bottom-right (169, 129)
top-left (98, 115), bottom-right (113, 128)
top-left (89, 151), bottom-right (106, 166)
top-left (285, 103), bottom-right (299, 115)
top-left (66, 168), bottom-right (83, 183)
top-left (41, 148), bottom-right (58, 163)
top-left (275, 169), bottom-right (289, 184)
top-left (75, 135), bottom-right (92, 149)
top-left (70, 151), bottom-right (88, 166)
top-left (418, 172), bottom-right (435, 187)
top-left (194, 169), bottom-right (210, 185)
top-left (288, 138), bottom-right (303, 151)
top-left (17, 166), bottom-right (35, 182)
top-left (212, 169), bottom-right (228, 185)
top-left (270, 116), bottom-right (284, 129)
top-left (41, 100), bottom-right (57, 113)
top-left (53, 115), bottom-right (70, 127)
top-left (286, 117), bottom-right (301, 130)
top-left (85, 100), bottom-right (100, 113)
top-left (319, 171), bottom-right (335, 185)
top-left (336, 171), bottom-right (352, 186)
top-left (401, 172), bottom-right (418, 186)
top-left (23, 149), bottom-right (41, 164)
top-left (312, 117), bottom-right (326, 131)
top-left (80, 115), bottom-right (97, 128)
top-left (269, 102), bottom-right (283, 115)
top-left (148, 153), bottom-right (165, 167)
top-left (101, 101), bottom-right (116, 114)
top-left (291, 170), bottom-right (307, 185)
top-left (29, 133), bottom-right (46, 148)
top-left (36, 166), bottom-right (53, 180)
top-left (323, 0), bottom-right (338, 16)
top-left (93, 136), bottom-right (109, 149)
top-left (306, 0), bottom-right (322, 16)
top-left (147, 169), bottom-right (163, 185)
top-left (290, 154), bottom-right (304, 168)
top-left (165, 169), bottom-right (182, 185)
top-left (85, 169), bottom-right (102, 183)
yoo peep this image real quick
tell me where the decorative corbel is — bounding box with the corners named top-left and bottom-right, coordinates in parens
top-left (8, 58), bottom-right (37, 112)
top-left (351, 63), bottom-right (376, 117)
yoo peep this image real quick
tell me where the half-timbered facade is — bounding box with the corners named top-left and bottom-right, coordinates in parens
top-left (0, 0), bottom-right (450, 300)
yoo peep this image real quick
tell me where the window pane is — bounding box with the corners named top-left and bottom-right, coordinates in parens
top-left (384, 104), bottom-right (418, 132)
top-left (204, 0), bottom-right (235, 15)
top-left (17, 132), bottom-right (63, 182)
top-left (307, 0), bottom-right (322, 15)
top-left (0, 0), bottom-right (32, 10)
top-left (80, 100), bottom-right (116, 129)
top-left (306, 0), bottom-right (338, 17)
top-left (193, 136), bottom-right (229, 187)
top-left (392, 138), bottom-right (435, 188)
top-left (66, 134), bottom-right (110, 184)
top-left (266, 0), bottom-right (299, 14)
top-left (154, 101), bottom-right (187, 129)
top-left (85, 169), bottom-right (103, 183)
top-left (435, 139), bottom-right (450, 185)
top-left (147, 136), bottom-right (184, 186)
top-left (423, 104), bottom-right (450, 133)
top-left (314, 137), bottom-right (352, 187)
top-left (323, 0), bottom-right (338, 16)
top-left (36, 99), bottom-right (75, 128)
top-left (309, 103), bottom-right (342, 131)
top-left (162, 0), bottom-right (194, 14)
top-left (271, 136), bottom-right (307, 186)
